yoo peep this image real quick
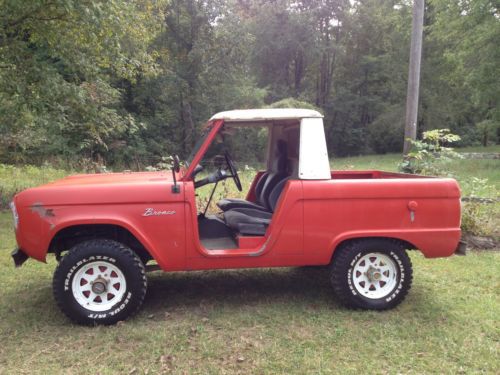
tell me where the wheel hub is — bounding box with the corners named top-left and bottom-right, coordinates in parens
top-left (91, 277), bottom-right (108, 294)
top-left (351, 252), bottom-right (398, 299)
top-left (71, 261), bottom-right (127, 312)
top-left (366, 266), bottom-right (382, 282)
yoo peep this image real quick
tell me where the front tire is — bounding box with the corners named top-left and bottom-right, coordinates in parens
top-left (330, 239), bottom-right (413, 310)
top-left (53, 239), bottom-right (147, 325)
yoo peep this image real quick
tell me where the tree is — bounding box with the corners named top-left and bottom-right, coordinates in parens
top-left (0, 0), bottom-right (160, 164)
top-left (403, 0), bottom-right (425, 155)
top-left (429, 0), bottom-right (500, 138)
top-left (0, 0), bottom-right (497, 167)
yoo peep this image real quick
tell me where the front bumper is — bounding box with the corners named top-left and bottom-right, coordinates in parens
top-left (11, 248), bottom-right (29, 267)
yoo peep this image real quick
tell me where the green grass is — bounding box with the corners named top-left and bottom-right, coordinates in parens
top-left (0, 151), bottom-right (499, 373)
top-left (0, 164), bottom-right (68, 208)
top-left (457, 144), bottom-right (500, 153)
top-left (0, 211), bottom-right (498, 373)
top-left (332, 148), bottom-right (499, 197)
top-left (332, 153), bottom-right (403, 172)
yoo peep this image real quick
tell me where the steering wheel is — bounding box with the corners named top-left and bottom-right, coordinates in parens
top-left (224, 150), bottom-right (242, 192)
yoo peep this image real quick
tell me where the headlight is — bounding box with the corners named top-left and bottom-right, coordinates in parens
top-left (10, 201), bottom-right (19, 230)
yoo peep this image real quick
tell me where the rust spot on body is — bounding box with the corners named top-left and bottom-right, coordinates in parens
top-left (30, 203), bottom-right (55, 218)
top-left (31, 203), bottom-right (56, 230)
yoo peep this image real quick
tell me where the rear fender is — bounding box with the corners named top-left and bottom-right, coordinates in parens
top-left (329, 228), bottom-right (461, 261)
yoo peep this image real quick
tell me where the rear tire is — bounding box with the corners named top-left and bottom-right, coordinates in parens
top-left (53, 239), bottom-right (147, 325)
top-left (330, 239), bottom-right (412, 310)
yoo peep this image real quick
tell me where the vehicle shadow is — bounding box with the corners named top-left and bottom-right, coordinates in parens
top-left (142, 267), bottom-right (448, 319)
top-left (144, 267), bottom-right (336, 312)
top-left (0, 266), bottom-right (448, 329)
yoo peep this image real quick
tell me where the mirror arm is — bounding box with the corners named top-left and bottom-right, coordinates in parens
top-left (171, 154), bottom-right (181, 193)
top-left (171, 167), bottom-right (181, 193)
top-left (203, 181), bottom-right (219, 216)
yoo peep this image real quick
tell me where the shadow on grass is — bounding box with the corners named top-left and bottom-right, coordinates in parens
top-left (142, 267), bottom-right (446, 319)
top-left (144, 267), bottom-right (334, 311)
top-left (1, 266), bottom-right (447, 330)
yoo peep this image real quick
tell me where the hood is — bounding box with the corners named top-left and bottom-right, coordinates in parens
top-left (43, 171), bottom-right (174, 187)
top-left (15, 171), bottom-right (182, 207)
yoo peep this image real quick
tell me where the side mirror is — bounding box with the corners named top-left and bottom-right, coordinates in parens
top-left (172, 155), bottom-right (181, 193)
top-left (173, 155), bottom-right (180, 173)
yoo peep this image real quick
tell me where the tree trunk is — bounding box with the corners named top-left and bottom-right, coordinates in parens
top-left (403, 0), bottom-right (425, 155)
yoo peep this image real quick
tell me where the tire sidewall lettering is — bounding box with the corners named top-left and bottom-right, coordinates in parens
top-left (347, 252), bottom-right (363, 296)
top-left (87, 291), bottom-right (133, 319)
top-left (63, 255), bottom-right (130, 320)
top-left (347, 249), bottom-right (406, 302)
top-left (64, 256), bottom-right (117, 292)
top-left (54, 240), bottom-right (147, 325)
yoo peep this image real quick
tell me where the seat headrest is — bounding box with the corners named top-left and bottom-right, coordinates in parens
top-left (272, 155), bottom-right (287, 172)
top-left (268, 178), bottom-right (289, 212)
top-left (277, 139), bottom-right (287, 155)
top-left (287, 158), bottom-right (299, 177)
top-left (270, 140), bottom-right (288, 172)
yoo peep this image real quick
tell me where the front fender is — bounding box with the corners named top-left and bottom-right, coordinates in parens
top-left (21, 203), bottom-right (186, 270)
top-left (46, 218), bottom-right (157, 261)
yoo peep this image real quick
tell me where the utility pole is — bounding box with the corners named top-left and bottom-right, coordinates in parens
top-left (403, 0), bottom-right (425, 155)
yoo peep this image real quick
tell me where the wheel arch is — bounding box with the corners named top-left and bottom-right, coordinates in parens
top-left (48, 223), bottom-right (154, 265)
top-left (330, 235), bottom-right (417, 264)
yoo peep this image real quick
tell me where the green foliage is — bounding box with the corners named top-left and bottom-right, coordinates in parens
top-left (266, 98), bottom-right (319, 111)
top-left (0, 163), bottom-right (68, 208)
top-left (430, 0), bottom-right (500, 122)
top-left (0, 0), bottom-right (162, 165)
top-left (0, 0), bottom-right (498, 166)
top-left (460, 177), bottom-right (499, 236)
top-left (399, 129), bottom-right (463, 175)
top-left (476, 119), bottom-right (500, 147)
top-left (367, 105), bottom-right (405, 154)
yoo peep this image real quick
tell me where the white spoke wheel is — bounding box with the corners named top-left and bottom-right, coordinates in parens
top-left (53, 240), bottom-right (147, 325)
top-left (329, 239), bottom-right (413, 310)
top-left (72, 261), bottom-right (127, 312)
top-left (351, 253), bottom-right (398, 299)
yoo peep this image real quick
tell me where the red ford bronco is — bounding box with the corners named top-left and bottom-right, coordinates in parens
top-left (10, 109), bottom-right (463, 325)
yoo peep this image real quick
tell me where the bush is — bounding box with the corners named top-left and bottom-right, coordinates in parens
top-left (266, 98), bottom-right (320, 111)
top-left (461, 201), bottom-right (499, 237)
top-left (367, 106), bottom-right (405, 154)
top-left (476, 119), bottom-right (500, 147)
top-left (459, 177), bottom-right (499, 236)
top-left (398, 129), bottom-right (463, 175)
top-left (396, 129), bottom-right (500, 236)
top-left (328, 127), bottom-right (367, 157)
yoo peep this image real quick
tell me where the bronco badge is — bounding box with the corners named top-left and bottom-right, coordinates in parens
top-left (142, 208), bottom-right (176, 216)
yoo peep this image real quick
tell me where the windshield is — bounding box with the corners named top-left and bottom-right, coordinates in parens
top-left (185, 126), bottom-right (212, 168)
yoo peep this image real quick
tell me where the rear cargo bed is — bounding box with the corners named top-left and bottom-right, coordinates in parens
top-left (331, 170), bottom-right (430, 179)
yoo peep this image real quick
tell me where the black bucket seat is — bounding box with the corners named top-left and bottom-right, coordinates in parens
top-left (217, 141), bottom-right (288, 213)
top-left (224, 176), bottom-right (290, 236)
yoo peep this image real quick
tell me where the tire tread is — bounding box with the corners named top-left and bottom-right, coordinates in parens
top-left (329, 238), bottom-right (413, 310)
top-left (53, 239), bottom-right (147, 325)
